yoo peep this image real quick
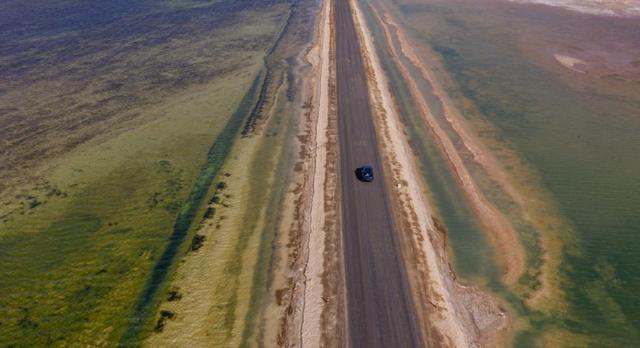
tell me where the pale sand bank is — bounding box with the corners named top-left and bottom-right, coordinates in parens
top-left (300, 0), bottom-right (333, 345)
top-left (509, 0), bottom-right (640, 16)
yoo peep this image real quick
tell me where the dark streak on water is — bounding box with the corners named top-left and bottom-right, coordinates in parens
top-left (119, 73), bottom-right (264, 345)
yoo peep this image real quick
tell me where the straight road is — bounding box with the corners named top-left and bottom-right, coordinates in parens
top-left (333, 0), bottom-right (422, 346)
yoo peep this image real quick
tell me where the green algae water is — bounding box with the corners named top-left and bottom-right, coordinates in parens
top-left (0, 0), bottom-right (290, 345)
top-left (120, 73), bottom-right (264, 344)
top-left (381, 0), bottom-right (640, 345)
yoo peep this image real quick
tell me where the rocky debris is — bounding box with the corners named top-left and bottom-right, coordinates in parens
top-left (167, 288), bottom-right (182, 302)
top-left (204, 206), bottom-right (216, 219)
top-left (189, 234), bottom-right (206, 252)
top-left (154, 310), bottom-right (175, 332)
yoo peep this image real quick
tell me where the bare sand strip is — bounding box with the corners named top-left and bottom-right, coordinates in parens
top-left (554, 53), bottom-right (587, 73)
top-left (509, 0), bottom-right (640, 17)
top-left (349, 0), bottom-right (512, 345)
top-left (300, 0), bottom-right (333, 345)
top-left (289, 0), bottom-right (343, 345)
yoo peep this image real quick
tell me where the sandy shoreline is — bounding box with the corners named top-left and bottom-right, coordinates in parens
top-left (299, 0), bottom-right (333, 344)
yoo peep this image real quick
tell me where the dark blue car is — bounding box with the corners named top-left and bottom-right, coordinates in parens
top-left (355, 165), bottom-right (374, 182)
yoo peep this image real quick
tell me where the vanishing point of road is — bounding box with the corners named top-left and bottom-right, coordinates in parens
top-left (334, 0), bottom-right (423, 346)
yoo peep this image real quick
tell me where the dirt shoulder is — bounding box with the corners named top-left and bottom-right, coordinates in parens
top-left (299, 0), bottom-right (345, 345)
top-left (285, 0), bottom-right (345, 345)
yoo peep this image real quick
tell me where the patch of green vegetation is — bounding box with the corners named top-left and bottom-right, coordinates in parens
top-left (0, 154), bottom-right (193, 345)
